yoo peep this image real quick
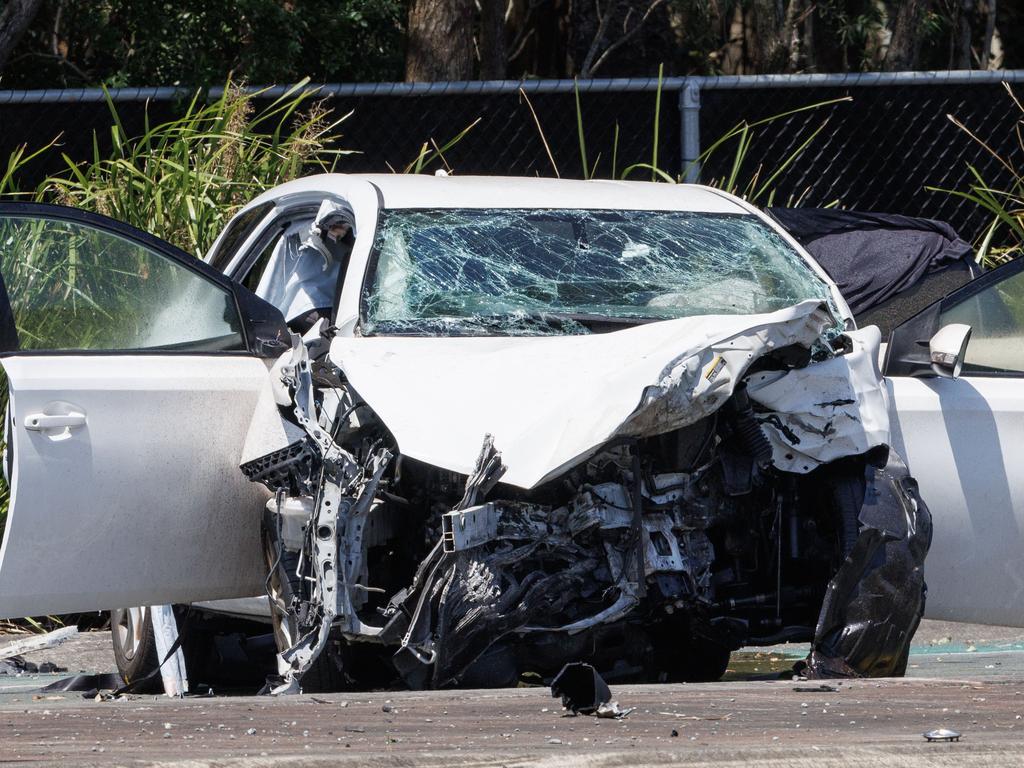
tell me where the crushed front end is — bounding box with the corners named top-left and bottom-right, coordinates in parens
top-left (241, 303), bottom-right (930, 692)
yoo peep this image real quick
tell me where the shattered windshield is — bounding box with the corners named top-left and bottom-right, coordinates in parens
top-left (362, 208), bottom-right (831, 336)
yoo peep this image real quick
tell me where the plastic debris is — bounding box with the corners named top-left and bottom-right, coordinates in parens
top-left (793, 684), bottom-right (838, 692)
top-left (924, 728), bottom-right (961, 742)
top-left (0, 626), bottom-right (78, 660)
top-left (551, 662), bottom-right (612, 715)
top-left (595, 701), bottom-right (635, 719)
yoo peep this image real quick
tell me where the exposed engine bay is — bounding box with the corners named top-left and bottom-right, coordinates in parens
top-left (241, 304), bottom-right (931, 693)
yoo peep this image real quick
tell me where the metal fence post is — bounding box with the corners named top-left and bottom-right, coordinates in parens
top-left (679, 79), bottom-right (702, 183)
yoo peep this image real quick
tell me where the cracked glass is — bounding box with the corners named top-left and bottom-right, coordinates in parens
top-left (362, 208), bottom-right (831, 337)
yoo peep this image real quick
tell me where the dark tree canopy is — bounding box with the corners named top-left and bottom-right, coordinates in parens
top-left (0, 0), bottom-right (407, 87)
top-left (0, 0), bottom-right (1018, 86)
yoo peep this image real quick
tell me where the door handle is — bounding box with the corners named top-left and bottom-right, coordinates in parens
top-left (25, 411), bottom-right (87, 431)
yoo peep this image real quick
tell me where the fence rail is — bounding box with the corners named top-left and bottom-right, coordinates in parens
top-left (1, 69), bottom-right (1021, 241)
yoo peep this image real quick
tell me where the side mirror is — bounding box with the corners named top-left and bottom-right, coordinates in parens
top-left (929, 323), bottom-right (972, 378)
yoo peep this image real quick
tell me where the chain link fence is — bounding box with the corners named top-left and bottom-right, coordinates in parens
top-left (1, 71), bottom-right (1021, 241)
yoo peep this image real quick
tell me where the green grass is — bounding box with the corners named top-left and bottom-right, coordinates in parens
top-left (528, 74), bottom-right (848, 205)
top-left (927, 83), bottom-right (1024, 268)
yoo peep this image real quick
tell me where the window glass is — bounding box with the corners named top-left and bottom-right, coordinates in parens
top-left (207, 202), bottom-right (273, 273)
top-left (0, 215), bottom-right (243, 352)
top-left (241, 231), bottom-right (279, 294)
top-left (363, 208), bottom-right (832, 336)
top-left (940, 267), bottom-right (1024, 374)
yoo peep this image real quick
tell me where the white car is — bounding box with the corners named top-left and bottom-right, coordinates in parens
top-left (0, 175), bottom-right (939, 691)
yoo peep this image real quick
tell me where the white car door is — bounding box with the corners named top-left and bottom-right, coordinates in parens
top-left (885, 259), bottom-right (1024, 626)
top-left (0, 203), bottom-right (290, 618)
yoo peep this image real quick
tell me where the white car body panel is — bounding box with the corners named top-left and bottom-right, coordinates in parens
top-left (331, 301), bottom-right (884, 490)
top-left (0, 355), bottom-right (273, 618)
top-left (747, 325), bottom-right (891, 473)
top-left (888, 373), bottom-right (1024, 626)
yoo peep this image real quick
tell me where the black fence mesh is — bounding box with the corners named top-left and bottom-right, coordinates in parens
top-left (699, 82), bottom-right (1021, 240)
top-left (0, 77), bottom-right (1019, 242)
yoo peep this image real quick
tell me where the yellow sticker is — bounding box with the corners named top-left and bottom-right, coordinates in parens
top-left (704, 355), bottom-right (726, 383)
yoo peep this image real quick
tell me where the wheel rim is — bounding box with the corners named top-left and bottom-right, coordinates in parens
top-left (262, 532), bottom-right (297, 653)
top-left (114, 606), bottom-right (148, 661)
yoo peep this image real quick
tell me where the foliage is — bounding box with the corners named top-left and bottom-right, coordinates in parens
top-left (46, 79), bottom-right (346, 256)
top-left (927, 83), bottom-right (1024, 267)
top-left (1, 0), bottom-right (406, 88)
top-left (1, 0), bottom-right (1021, 86)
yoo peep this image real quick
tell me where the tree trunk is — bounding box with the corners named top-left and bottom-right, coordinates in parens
top-left (883, 0), bottom-right (929, 70)
top-left (0, 0), bottom-right (44, 73)
top-left (783, 0), bottom-right (802, 71)
top-left (957, 0), bottom-right (974, 68)
top-left (749, 0), bottom-right (786, 72)
top-left (478, 0), bottom-right (507, 79)
top-left (982, 0), bottom-right (996, 68)
top-left (405, 0), bottom-right (475, 81)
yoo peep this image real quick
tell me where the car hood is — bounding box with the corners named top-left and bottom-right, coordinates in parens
top-left (329, 300), bottom-right (888, 489)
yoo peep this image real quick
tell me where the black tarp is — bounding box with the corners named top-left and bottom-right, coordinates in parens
top-left (768, 208), bottom-right (977, 334)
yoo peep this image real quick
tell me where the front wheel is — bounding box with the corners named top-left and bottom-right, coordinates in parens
top-left (111, 606), bottom-right (160, 691)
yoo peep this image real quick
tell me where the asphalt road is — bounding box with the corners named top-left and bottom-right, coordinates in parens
top-left (3, 620), bottom-right (1024, 766)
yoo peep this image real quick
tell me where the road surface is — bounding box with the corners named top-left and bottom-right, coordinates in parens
top-left (2, 620), bottom-right (1024, 766)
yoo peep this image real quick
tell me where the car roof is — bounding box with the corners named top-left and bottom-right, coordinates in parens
top-left (247, 173), bottom-right (749, 214)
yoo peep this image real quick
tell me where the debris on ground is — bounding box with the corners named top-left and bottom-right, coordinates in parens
top-left (793, 684), bottom-right (839, 692)
top-left (658, 711), bottom-right (734, 721)
top-left (550, 662), bottom-right (631, 718)
top-left (924, 728), bottom-right (962, 742)
top-left (0, 627), bottom-right (78, 660)
top-left (595, 701), bottom-right (636, 719)
top-left (0, 656), bottom-right (67, 675)
top-left (39, 672), bottom-right (127, 698)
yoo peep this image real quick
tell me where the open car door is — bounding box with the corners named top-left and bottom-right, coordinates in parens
top-left (885, 258), bottom-right (1024, 626)
top-left (0, 203), bottom-right (290, 618)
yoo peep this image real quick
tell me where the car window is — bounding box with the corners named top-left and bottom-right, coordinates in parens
top-left (0, 215), bottom-right (244, 352)
top-left (362, 208), bottom-right (833, 336)
top-left (241, 231), bottom-right (278, 294)
top-left (940, 267), bottom-right (1024, 374)
top-left (207, 202), bottom-right (273, 273)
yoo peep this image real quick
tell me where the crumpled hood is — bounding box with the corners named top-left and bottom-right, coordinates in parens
top-left (329, 301), bottom-right (884, 489)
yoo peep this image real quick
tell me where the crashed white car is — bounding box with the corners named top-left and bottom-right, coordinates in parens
top-left (0, 176), bottom-right (931, 690)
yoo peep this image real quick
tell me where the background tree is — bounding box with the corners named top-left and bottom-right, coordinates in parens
top-left (0, 0), bottom-right (42, 72)
top-left (405, 0), bottom-right (474, 80)
top-left (884, 0), bottom-right (930, 70)
top-left (0, 0), bottom-right (1018, 85)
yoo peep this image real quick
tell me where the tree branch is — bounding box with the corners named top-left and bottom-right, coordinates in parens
top-left (587, 0), bottom-right (667, 77)
top-left (580, 0), bottom-right (617, 77)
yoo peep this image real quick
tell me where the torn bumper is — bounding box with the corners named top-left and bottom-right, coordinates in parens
top-left (803, 451), bottom-right (932, 678)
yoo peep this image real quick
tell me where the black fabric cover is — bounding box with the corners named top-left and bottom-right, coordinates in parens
top-left (767, 208), bottom-right (974, 317)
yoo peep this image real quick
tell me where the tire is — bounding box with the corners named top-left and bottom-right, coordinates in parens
top-left (110, 606), bottom-right (161, 691)
top-left (262, 527), bottom-right (346, 693)
top-left (111, 606), bottom-right (215, 691)
top-left (651, 619), bottom-right (732, 683)
top-left (677, 641), bottom-right (731, 682)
